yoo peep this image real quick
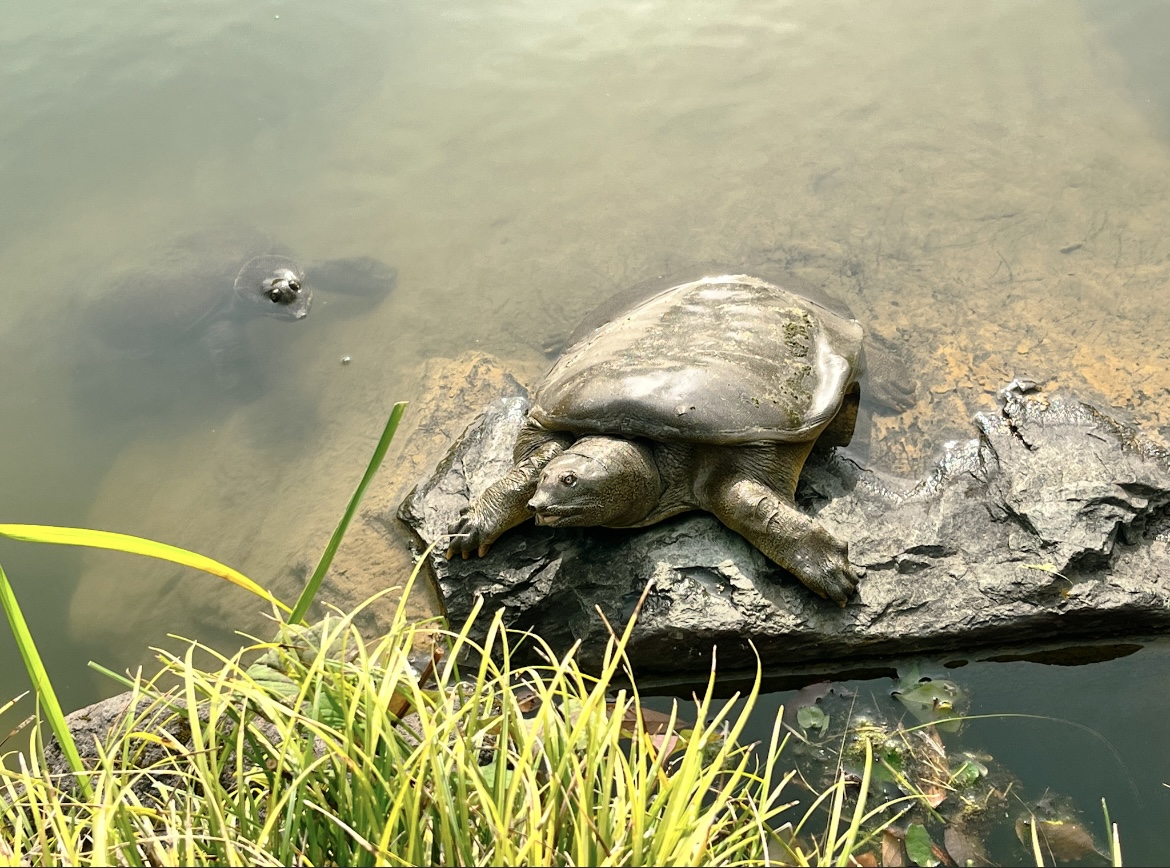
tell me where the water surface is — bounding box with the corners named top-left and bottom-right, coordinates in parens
top-left (2, 0), bottom-right (1170, 859)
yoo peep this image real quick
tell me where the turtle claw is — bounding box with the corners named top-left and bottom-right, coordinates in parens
top-left (808, 557), bottom-right (859, 608)
top-left (825, 572), bottom-right (859, 607)
top-left (446, 510), bottom-right (495, 560)
top-left (783, 527), bottom-right (860, 606)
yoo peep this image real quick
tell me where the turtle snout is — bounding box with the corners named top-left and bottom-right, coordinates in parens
top-left (266, 276), bottom-right (313, 320)
top-left (528, 491), bottom-right (567, 526)
top-left (266, 276), bottom-right (301, 305)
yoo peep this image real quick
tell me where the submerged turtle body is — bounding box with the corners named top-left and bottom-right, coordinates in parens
top-left (90, 228), bottom-right (309, 354)
top-left (448, 275), bottom-right (893, 606)
top-left (86, 227), bottom-right (394, 393)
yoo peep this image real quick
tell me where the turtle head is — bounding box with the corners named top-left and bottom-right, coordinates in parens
top-left (529, 436), bottom-right (659, 528)
top-left (235, 254), bottom-right (313, 320)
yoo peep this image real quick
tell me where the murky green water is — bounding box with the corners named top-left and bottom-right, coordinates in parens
top-left (645, 639), bottom-right (1170, 864)
top-left (2, 0), bottom-right (1169, 859)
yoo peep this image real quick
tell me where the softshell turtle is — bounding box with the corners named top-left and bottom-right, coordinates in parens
top-left (86, 227), bottom-right (395, 392)
top-left (447, 274), bottom-right (906, 605)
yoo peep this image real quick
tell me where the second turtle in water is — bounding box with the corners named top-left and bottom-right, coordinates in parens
top-left (447, 274), bottom-right (908, 605)
top-left (85, 227), bottom-right (396, 394)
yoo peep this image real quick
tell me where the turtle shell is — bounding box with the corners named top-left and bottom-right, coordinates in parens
top-left (530, 275), bottom-right (865, 445)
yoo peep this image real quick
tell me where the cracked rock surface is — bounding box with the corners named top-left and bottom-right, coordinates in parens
top-left (398, 382), bottom-right (1170, 676)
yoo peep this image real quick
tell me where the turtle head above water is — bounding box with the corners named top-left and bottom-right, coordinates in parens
top-left (234, 254), bottom-right (313, 320)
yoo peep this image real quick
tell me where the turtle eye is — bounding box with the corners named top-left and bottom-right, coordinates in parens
top-left (267, 287), bottom-right (284, 303)
top-left (560, 472), bottom-right (577, 487)
top-left (288, 279), bottom-right (301, 292)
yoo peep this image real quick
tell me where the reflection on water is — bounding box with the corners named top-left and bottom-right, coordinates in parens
top-left (2, 0), bottom-right (1170, 858)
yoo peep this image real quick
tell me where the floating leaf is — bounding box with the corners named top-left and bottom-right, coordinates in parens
top-left (1015, 816), bottom-right (1103, 862)
top-left (796, 703), bottom-right (829, 735)
top-left (893, 677), bottom-right (968, 731)
top-left (882, 828), bottom-right (908, 867)
top-left (904, 823), bottom-right (940, 867)
top-left (897, 664), bottom-right (924, 686)
top-left (944, 824), bottom-right (990, 868)
top-left (924, 791), bottom-right (947, 809)
top-left (949, 757), bottom-right (988, 788)
top-left (881, 746), bottom-right (904, 771)
top-left (871, 764), bottom-right (898, 786)
top-left (650, 732), bottom-right (683, 757)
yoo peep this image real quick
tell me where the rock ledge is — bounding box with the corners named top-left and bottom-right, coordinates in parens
top-left (399, 382), bottom-right (1170, 676)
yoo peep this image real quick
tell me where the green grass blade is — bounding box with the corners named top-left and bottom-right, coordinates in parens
top-left (0, 523), bottom-right (289, 614)
top-left (837, 737), bottom-right (872, 866)
top-left (1028, 812), bottom-right (1046, 866)
top-left (290, 401), bottom-right (407, 624)
top-left (87, 661), bottom-right (138, 692)
top-left (0, 560), bottom-right (92, 799)
top-left (1102, 798), bottom-right (1123, 867)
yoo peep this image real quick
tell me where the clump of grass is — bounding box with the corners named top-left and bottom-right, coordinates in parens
top-left (0, 574), bottom-right (819, 867)
top-left (1, 398), bottom-right (812, 865)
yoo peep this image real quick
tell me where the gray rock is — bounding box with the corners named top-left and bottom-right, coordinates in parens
top-left (39, 692), bottom-right (193, 799)
top-left (398, 381), bottom-right (1170, 676)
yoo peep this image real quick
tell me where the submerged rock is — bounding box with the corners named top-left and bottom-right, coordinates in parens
top-left (398, 381), bottom-right (1170, 675)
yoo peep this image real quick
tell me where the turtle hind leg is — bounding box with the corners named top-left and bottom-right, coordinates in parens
top-left (200, 318), bottom-right (260, 398)
top-left (861, 336), bottom-right (917, 414)
top-left (815, 383), bottom-right (860, 450)
top-left (446, 425), bottom-right (572, 559)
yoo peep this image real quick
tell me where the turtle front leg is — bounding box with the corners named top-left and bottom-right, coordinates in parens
top-left (446, 428), bottom-right (572, 559)
top-left (307, 257), bottom-right (397, 298)
top-left (704, 477), bottom-right (859, 606)
top-left (200, 318), bottom-right (251, 394)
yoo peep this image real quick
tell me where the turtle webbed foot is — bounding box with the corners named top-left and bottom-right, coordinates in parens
top-left (446, 504), bottom-right (516, 560)
top-left (786, 528), bottom-right (860, 607)
top-left (445, 508), bottom-right (489, 559)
